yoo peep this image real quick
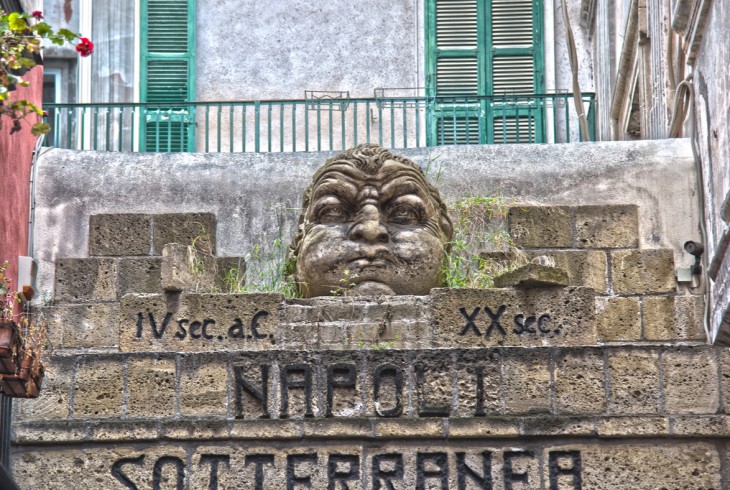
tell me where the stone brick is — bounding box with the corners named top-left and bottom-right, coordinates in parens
top-left (521, 416), bottom-right (596, 435)
top-left (508, 206), bottom-right (572, 248)
top-left (15, 356), bottom-right (73, 421)
top-left (611, 249), bottom-right (676, 294)
top-left (152, 212), bottom-right (216, 255)
top-left (454, 350), bottom-right (501, 417)
top-left (179, 354), bottom-right (228, 416)
top-left (127, 356), bottom-right (176, 417)
top-left (88, 214), bottom-right (151, 256)
top-left (493, 263), bottom-right (569, 288)
top-left (118, 257), bottom-right (162, 296)
top-left (13, 423), bottom-right (88, 444)
top-left (597, 416), bottom-right (669, 436)
top-left (575, 205), bottom-right (639, 248)
top-left (607, 349), bottom-right (661, 414)
top-left (525, 250), bottom-right (608, 292)
top-left (54, 258), bottom-right (117, 303)
top-left (229, 420), bottom-right (303, 440)
top-left (276, 351), bottom-right (322, 418)
top-left (160, 420), bottom-right (229, 439)
top-left (89, 420), bottom-right (159, 441)
top-left (73, 357), bottom-right (124, 418)
top-left (302, 419), bottom-right (372, 438)
top-left (318, 352), bottom-right (365, 418)
top-left (721, 349), bottom-right (730, 414)
top-left (663, 348), bottom-right (719, 414)
top-left (555, 349), bottom-right (606, 414)
top-left (671, 415), bottom-right (730, 436)
top-left (447, 417), bottom-right (520, 437)
top-left (230, 352), bottom-right (277, 420)
top-left (431, 287), bottom-right (596, 348)
top-left (641, 296), bottom-right (675, 340)
top-left (595, 297), bottom-right (641, 341)
top-left (55, 303), bottom-right (119, 348)
top-left (362, 351), bottom-right (409, 418)
top-left (373, 419), bottom-right (444, 438)
top-left (547, 443), bottom-right (720, 489)
top-left (413, 351), bottom-right (453, 417)
top-left (119, 292), bottom-right (282, 353)
top-left (160, 242), bottom-right (217, 292)
top-left (643, 296), bottom-right (705, 341)
top-left (503, 349), bottom-right (552, 414)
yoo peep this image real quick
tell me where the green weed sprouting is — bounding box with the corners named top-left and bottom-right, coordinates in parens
top-left (442, 195), bottom-right (526, 289)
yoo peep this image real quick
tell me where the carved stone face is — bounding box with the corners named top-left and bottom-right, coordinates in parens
top-left (289, 145), bottom-right (452, 297)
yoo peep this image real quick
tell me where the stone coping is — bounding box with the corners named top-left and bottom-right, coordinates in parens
top-left (14, 415), bottom-right (730, 445)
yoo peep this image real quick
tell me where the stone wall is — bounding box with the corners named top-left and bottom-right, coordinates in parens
top-left (12, 199), bottom-right (728, 488)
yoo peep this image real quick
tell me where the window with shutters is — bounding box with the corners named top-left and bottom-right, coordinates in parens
top-left (140, 0), bottom-right (196, 152)
top-left (425, 0), bottom-right (544, 145)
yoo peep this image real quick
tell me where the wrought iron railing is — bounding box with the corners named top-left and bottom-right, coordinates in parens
top-left (43, 93), bottom-right (595, 153)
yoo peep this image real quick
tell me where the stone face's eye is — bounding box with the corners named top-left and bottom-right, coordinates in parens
top-left (317, 204), bottom-right (350, 223)
top-left (388, 203), bottom-right (422, 225)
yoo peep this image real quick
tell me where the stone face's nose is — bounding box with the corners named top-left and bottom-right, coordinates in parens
top-left (348, 204), bottom-right (389, 244)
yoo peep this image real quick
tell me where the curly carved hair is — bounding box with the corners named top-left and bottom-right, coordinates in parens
top-left (285, 144), bottom-right (453, 282)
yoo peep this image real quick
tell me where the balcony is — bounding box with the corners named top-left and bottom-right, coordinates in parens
top-left (43, 93), bottom-right (595, 153)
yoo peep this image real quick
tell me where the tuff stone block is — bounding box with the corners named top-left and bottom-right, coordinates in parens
top-left (508, 206), bottom-right (572, 248)
top-left (721, 349), bottom-right (730, 414)
top-left (15, 356), bottom-right (73, 421)
top-left (160, 243), bottom-right (217, 292)
top-left (502, 349), bottom-right (552, 414)
top-left (413, 351), bottom-right (453, 417)
top-left (555, 349), bottom-right (606, 414)
top-left (607, 350), bottom-right (661, 414)
top-left (152, 212), bottom-right (216, 255)
top-left (118, 257), bottom-right (162, 296)
top-left (492, 263), bottom-right (570, 288)
top-left (54, 258), bottom-right (117, 302)
top-left (521, 416), bottom-right (596, 435)
top-left (120, 292), bottom-right (282, 352)
top-left (643, 295), bottom-right (706, 341)
top-left (611, 249), bottom-right (676, 294)
top-left (663, 348), bottom-right (719, 414)
top-left (454, 350), bottom-right (501, 417)
top-left (127, 356), bottom-right (176, 417)
top-left (447, 417), bottom-right (520, 437)
top-left (596, 416), bottom-right (669, 436)
top-left (276, 351), bottom-right (323, 419)
top-left (575, 205), bottom-right (639, 248)
top-left (55, 303), bottom-right (119, 348)
top-left (73, 357), bottom-right (124, 418)
top-left (89, 420), bottom-right (159, 441)
top-left (525, 250), bottom-right (608, 292)
top-left (88, 213), bottom-right (151, 256)
top-left (431, 287), bottom-right (596, 348)
top-left (595, 297), bottom-right (641, 341)
top-left (178, 354), bottom-right (228, 416)
top-left (547, 443), bottom-right (720, 489)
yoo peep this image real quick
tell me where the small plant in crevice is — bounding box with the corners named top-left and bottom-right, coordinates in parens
top-left (187, 222), bottom-right (217, 293)
top-left (442, 195), bottom-right (527, 289)
top-left (238, 201), bottom-right (301, 298)
top-left (329, 269), bottom-right (360, 298)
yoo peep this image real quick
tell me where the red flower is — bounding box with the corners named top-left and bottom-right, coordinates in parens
top-left (31, 11), bottom-right (43, 20)
top-left (75, 37), bottom-right (94, 57)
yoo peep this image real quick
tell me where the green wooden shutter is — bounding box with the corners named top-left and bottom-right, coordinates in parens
top-left (488, 0), bottom-right (544, 143)
top-left (426, 0), bottom-right (486, 145)
top-left (426, 0), bottom-right (544, 145)
top-left (140, 0), bottom-right (196, 152)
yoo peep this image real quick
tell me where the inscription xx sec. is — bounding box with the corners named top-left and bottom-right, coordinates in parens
top-left (458, 305), bottom-right (557, 338)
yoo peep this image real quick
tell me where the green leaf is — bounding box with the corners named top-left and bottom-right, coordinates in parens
top-left (50, 37), bottom-right (64, 46)
top-left (35, 22), bottom-right (52, 36)
top-left (19, 81), bottom-right (30, 87)
top-left (57, 28), bottom-right (77, 41)
top-left (31, 122), bottom-right (50, 136)
top-left (8, 13), bottom-right (27, 32)
top-left (20, 58), bottom-right (36, 69)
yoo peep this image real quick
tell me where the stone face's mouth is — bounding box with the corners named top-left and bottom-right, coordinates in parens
top-left (348, 258), bottom-right (390, 270)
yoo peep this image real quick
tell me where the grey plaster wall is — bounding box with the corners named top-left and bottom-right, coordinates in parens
top-left (33, 139), bottom-right (697, 300)
top-left (196, 0), bottom-right (420, 100)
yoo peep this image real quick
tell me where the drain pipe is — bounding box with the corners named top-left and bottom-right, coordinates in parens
top-left (27, 135), bottom-right (45, 260)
